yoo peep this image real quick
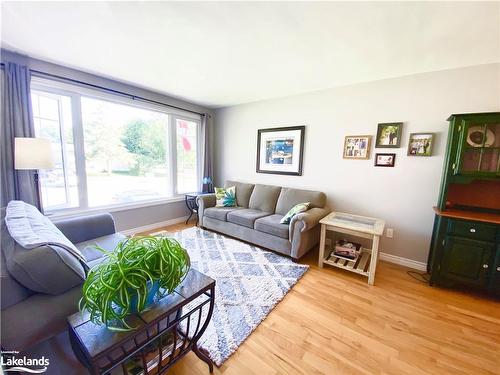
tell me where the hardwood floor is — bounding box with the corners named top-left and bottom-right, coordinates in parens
top-left (144, 222), bottom-right (500, 375)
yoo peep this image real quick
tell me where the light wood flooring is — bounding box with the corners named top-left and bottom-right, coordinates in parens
top-left (143, 222), bottom-right (500, 375)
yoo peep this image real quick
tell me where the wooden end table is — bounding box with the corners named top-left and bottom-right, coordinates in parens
top-left (68, 269), bottom-right (215, 374)
top-left (318, 211), bottom-right (385, 285)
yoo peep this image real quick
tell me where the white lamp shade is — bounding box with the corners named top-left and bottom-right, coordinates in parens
top-left (14, 137), bottom-right (55, 170)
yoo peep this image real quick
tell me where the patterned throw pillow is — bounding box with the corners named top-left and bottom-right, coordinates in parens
top-left (280, 202), bottom-right (310, 224)
top-left (215, 186), bottom-right (237, 207)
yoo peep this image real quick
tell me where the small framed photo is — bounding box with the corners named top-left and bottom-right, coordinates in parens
top-left (376, 122), bottom-right (403, 148)
top-left (407, 133), bottom-right (435, 156)
top-left (257, 126), bottom-right (305, 175)
top-left (343, 135), bottom-right (372, 159)
top-left (374, 153), bottom-right (396, 167)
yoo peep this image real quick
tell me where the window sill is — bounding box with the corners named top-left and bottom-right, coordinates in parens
top-left (45, 196), bottom-right (185, 221)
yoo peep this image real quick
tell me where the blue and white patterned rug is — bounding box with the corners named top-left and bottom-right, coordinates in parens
top-left (170, 227), bottom-right (309, 366)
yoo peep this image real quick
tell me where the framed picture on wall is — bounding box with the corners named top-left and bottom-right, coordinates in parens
top-left (256, 126), bottom-right (305, 175)
top-left (407, 133), bottom-right (435, 156)
top-left (375, 122), bottom-right (403, 148)
top-left (343, 135), bottom-right (372, 159)
top-left (374, 153), bottom-right (396, 167)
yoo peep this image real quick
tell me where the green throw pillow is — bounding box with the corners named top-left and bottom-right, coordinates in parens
top-left (215, 186), bottom-right (237, 207)
top-left (280, 202), bottom-right (310, 224)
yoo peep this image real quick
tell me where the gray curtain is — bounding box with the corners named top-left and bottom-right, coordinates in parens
top-left (0, 62), bottom-right (38, 208)
top-left (201, 113), bottom-right (214, 193)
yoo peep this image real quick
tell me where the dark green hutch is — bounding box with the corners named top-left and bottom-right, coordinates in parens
top-left (428, 112), bottom-right (500, 296)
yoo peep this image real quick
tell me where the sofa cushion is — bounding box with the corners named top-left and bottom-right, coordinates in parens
top-left (227, 209), bottom-right (271, 228)
top-left (225, 181), bottom-right (255, 208)
top-left (248, 184), bottom-right (282, 213)
top-left (254, 214), bottom-right (289, 239)
top-left (215, 186), bottom-right (237, 207)
top-left (280, 202), bottom-right (310, 224)
top-left (76, 233), bottom-right (126, 263)
top-left (205, 207), bottom-right (243, 222)
top-left (275, 187), bottom-right (326, 215)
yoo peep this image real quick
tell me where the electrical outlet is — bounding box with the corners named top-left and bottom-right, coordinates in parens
top-left (386, 228), bottom-right (394, 238)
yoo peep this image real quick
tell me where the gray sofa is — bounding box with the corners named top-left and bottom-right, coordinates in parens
top-left (0, 210), bottom-right (124, 351)
top-left (197, 181), bottom-right (329, 260)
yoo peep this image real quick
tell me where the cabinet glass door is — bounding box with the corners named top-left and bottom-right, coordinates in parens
top-left (456, 121), bottom-right (500, 176)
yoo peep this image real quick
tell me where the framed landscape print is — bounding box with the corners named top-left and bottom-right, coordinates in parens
top-left (343, 135), bottom-right (372, 159)
top-left (407, 133), bottom-right (435, 156)
top-left (374, 153), bottom-right (396, 167)
top-left (376, 122), bottom-right (403, 148)
top-left (256, 126), bottom-right (305, 175)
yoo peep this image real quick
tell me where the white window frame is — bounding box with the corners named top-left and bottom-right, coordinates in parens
top-left (31, 78), bottom-right (202, 217)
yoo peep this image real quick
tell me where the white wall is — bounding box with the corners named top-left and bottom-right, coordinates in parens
top-left (215, 64), bottom-right (500, 263)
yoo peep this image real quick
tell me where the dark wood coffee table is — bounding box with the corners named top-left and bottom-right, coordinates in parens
top-left (68, 269), bottom-right (215, 374)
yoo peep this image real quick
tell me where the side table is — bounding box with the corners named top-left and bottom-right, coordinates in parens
top-left (318, 211), bottom-right (385, 285)
top-left (185, 192), bottom-right (205, 225)
top-left (68, 269), bottom-right (215, 374)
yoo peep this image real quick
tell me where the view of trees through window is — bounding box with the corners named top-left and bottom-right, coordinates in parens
top-left (82, 97), bottom-right (170, 207)
top-left (32, 84), bottom-right (200, 212)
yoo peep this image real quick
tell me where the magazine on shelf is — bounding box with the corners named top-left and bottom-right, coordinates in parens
top-left (332, 239), bottom-right (362, 261)
top-left (124, 332), bottom-right (183, 375)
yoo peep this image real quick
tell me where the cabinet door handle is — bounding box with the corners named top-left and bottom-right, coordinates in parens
top-left (469, 228), bottom-right (476, 233)
top-left (482, 264), bottom-right (489, 269)
top-left (497, 267), bottom-right (500, 272)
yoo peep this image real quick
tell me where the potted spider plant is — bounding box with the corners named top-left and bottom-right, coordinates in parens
top-left (79, 236), bottom-right (190, 331)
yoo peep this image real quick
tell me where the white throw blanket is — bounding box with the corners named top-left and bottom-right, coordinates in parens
top-left (5, 200), bottom-right (88, 268)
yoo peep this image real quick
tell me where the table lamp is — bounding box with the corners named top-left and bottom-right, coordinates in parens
top-left (14, 137), bottom-right (55, 208)
top-left (202, 176), bottom-right (213, 193)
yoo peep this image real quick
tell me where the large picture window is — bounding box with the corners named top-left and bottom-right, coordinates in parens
top-left (31, 79), bottom-right (201, 214)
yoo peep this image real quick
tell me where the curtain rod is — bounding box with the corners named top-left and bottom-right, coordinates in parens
top-left (0, 62), bottom-right (205, 117)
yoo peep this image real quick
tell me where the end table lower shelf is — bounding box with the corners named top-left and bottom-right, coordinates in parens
top-left (318, 211), bottom-right (385, 285)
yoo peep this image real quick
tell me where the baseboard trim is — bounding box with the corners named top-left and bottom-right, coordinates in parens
top-left (123, 220), bottom-right (427, 271)
top-left (120, 216), bottom-right (190, 236)
top-left (379, 252), bottom-right (427, 271)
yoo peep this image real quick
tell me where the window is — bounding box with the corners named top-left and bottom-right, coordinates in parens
top-left (31, 80), bottom-right (201, 214)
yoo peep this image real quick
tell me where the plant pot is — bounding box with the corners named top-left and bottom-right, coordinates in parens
top-left (129, 280), bottom-right (160, 313)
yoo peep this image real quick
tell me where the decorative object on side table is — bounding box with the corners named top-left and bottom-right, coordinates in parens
top-left (318, 211), bottom-right (385, 285)
top-left (69, 268), bottom-right (216, 374)
top-left (256, 126), bottom-right (305, 175)
top-left (374, 153), bottom-right (396, 167)
top-left (202, 176), bottom-right (214, 193)
top-left (375, 122), bottom-right (403, 148)
top-left (343, 135), bottom-right (372, 159)
top-left (79, 236), bottom-right (190, 331)
top-left (407, 132), bottom-right (434, 156)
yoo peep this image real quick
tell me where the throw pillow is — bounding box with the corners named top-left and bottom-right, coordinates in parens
top-left (215, 186), bottom-right (237, 207)
top-left (3, 200), bottom-right (87, 294)
top-left (280, 202), bottom-right (310, 224)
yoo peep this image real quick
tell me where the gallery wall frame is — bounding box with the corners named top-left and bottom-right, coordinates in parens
top-left (256, 126), bottom-right (305, 176)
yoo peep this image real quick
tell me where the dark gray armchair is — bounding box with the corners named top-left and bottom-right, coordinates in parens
top-left (1, 211), bottom-right (124, 351)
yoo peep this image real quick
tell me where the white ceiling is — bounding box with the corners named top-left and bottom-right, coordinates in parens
top-left (1, 2), bottom-right (499, 108)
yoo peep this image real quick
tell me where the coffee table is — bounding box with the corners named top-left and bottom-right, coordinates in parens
top-left (318, 211), bottom-right (385, 285)
top-left (68, 269), bottom-right (215, 374)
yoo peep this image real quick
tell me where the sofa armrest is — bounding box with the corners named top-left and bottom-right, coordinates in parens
top-left (289, 207), bottom-right (330, 239)
top-left (289, 208), bottom-right (330, 259)
top-left (196, 194), bottom-right (216, 227)
top-left (53, 213), bottom-right (116, 244)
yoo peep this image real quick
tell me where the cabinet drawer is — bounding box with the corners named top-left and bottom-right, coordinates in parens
top-left (447, 220), bottom-right (497, 242)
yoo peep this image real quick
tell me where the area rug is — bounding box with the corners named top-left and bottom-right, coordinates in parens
top-left (169, 227), bottom-right (309, 366)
